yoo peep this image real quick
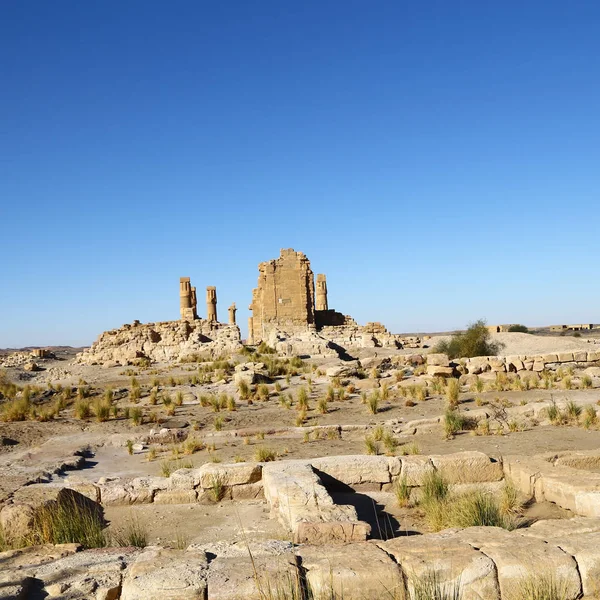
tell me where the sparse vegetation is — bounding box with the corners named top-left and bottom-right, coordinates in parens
top-left (255, 446), bottom-right (276, 462)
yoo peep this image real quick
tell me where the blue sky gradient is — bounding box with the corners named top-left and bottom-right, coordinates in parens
top-left (1, 1), bottom-right (599, 347)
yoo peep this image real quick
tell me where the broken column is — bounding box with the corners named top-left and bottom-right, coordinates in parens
top-left (316, 274), bottom-right (328, 311)
top-left (228, 303), bottom-right (237, 326)
top-left (206, 286), bottom-right (217, 323)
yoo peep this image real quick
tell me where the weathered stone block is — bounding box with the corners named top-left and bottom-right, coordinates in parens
top-left (431, 452), bottom-right (503, 484)
top-left (299, 543), bottom-right (403, 599)
top-left (121, 547), bottom-right (208, 600)
top-left (380, 532), bottom-right (500, 600)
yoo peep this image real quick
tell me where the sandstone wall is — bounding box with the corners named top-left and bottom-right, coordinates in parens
top-left (249, 248), bottom-right (315, 344)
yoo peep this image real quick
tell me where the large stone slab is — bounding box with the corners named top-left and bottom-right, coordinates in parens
top-left (299, 542), bottom-right (404, 600)
top-left (399, 456), bottom-right (434, 486)
top-left (121, 547), bottom-right (208, 600)
top-left (550, 532), bottom-right (600, 597)
top-left (430, 452), bottom-right (503, 484)
top-left (520, 517), bottom-right (600, 539)
top-left (207, 552), bottom-right (299, 600)
top-left (311, 455), bottom-right (397, 487)
top-left (380, 531), bottom-right (500, 600)
top-left (455, 527), bottom-right (581, 600)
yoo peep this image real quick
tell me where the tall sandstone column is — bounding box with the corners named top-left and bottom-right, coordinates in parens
top-left (228, 303), bottom-right (237, 325)
top-left (316, 274), bottom-right (328, 311)
top-left (206, 286), bottom-right (217, 323)
top-left (247, 317), bottom-right (254, 345)
top-left (180, 277), bottom-right (192, 320)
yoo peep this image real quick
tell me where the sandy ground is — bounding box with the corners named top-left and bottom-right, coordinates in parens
top-left (3, 332), bottom-right (600, 546)
top-left (428, 331), bottom-right (600, 356)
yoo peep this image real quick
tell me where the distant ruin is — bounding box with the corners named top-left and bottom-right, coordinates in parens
top-left (247, 248), bottom-right (410, 352)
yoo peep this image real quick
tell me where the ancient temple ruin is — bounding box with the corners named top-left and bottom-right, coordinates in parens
top-left (248, 248), bottom-right (402, 351)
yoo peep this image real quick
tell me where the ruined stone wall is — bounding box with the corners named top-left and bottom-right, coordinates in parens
top-left (77, 319), bottom-right (241, 365)
top-left (249, 249), bottom-right (315, 344)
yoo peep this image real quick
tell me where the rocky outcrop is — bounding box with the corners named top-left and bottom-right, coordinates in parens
top-left (77, 319), bottom-right (242, 366)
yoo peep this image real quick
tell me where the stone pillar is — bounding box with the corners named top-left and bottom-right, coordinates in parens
top-left (316, 274), bottom-right (328, 311)
top-left (247, 317), bottom-right (254, 345)
top-left (228, 302), bottom-right (237, 326)
top-left (180, 277), bottom-right (192, 320)
top-left (206, 286), bottom-right (217, 323)
top-left (190, 287), bottom-right (198, 319)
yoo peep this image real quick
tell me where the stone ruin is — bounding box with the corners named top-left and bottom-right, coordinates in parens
top-left (78, 277), bottom-right (241, 366)
top-left (248, 248), bottom-right (405, 355)
top-left (77, 249), bottom-right (421, 365)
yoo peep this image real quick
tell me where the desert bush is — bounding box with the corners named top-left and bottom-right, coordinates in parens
top-left (582, 374), bottom-right (593, 389)
top-left (399, 442), bottom-right (420, 455)
top-left (394, 476), bottom-right (411, 508)
top-left (255, 446), bottom-right (276, 462)
top-left (0, 397), bottom-right (31, 422)
top-left (130, 407), bottom-right (143, 426)
top-left (434, 320), bottom-right (503, 359)
top-left (367, 392), bottom-right (379, 415)
top-left (317, 397), bottom-right (328, 414)
top-left (583, 404), bottom-right (597, 428)
top-left (409, 571), bottom-right (462, 600)
top-left (443, 409), bottom-right (475, 439)
top-left (364, 435), bottom-right (380, 455)
top-left (516, 574), bottom-right (573, 600)
top-left (209, 473), bottom-right (227, 502)
top-left (74, 399), bottom-right (91, 420)
top-left (257, 384), bottom-right (270, 401)
top-left (565, 399), bottom-right (582, 421)
top-left (445, 378), bottom-right (460, 408)
top-left (111, 515), bottom-right (148, 548)
top-left (238, 380), bottom-right (251, 400)
top-left (32, 495), bottom-right (105, 548)
top-left (422, 475), bottom-right (519, 532)
top-left (508, 324), bottom-right (529, 333)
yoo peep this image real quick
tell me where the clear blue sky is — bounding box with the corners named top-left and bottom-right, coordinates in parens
top-left (1, 1), bottom-right (599, 347)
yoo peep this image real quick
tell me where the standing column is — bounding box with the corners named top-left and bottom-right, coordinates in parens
top-left (316, 274), bottom-right (328, 311)
top-left (228, 302), bottom-right (237, 325)
top-left (206, 286), bottom-right (217, 322)
top-left (180, 277), bottom-right (192, 320)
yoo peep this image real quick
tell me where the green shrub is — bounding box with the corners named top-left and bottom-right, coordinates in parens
top-left (434, 320), bottom-right (503, 359)
top-left (508, 324), bottom-right (529, 333)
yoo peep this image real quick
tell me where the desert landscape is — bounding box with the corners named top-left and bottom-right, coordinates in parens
top-left (2, 248), bottom-right (600, 599)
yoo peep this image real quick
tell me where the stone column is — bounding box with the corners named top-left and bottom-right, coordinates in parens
top-left (247, 317), bottom-right (254, 345)
top-left (180, 277), bottom-right (192, 320)
top-left (190, 287), bottom-right (198, 319)
top-left (316, 274), bottom-right (328, 311)
top-left (206, 286), bottom-right (217, 323)
top-left (228, 302), bottom-right (237, 325)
